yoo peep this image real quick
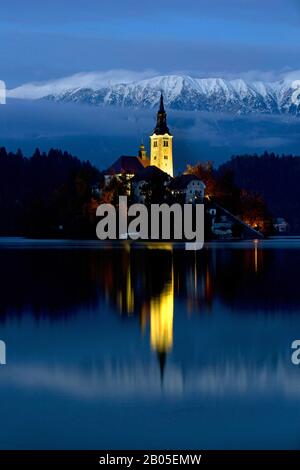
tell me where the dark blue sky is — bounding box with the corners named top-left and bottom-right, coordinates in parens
top-left (1, 0), bottom-right (300, 86)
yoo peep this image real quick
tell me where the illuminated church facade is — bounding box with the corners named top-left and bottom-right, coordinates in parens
top-left (150, 94), bottom-right (173, 177)
top-left (104, 94), bottom-right (205, 203)
top-left (105, 94), bottom-right (173, 179)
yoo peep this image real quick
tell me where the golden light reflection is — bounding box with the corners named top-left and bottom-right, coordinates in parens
top-left (126, 261), bottom-right (134, 314)
top-left (253, 239), bottom-right (260, 273)
top-left (150, 267), bottom-right (174, 354)
top-left (113, 243), bottom-right (135, 314)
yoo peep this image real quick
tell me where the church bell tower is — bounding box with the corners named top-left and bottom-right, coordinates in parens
top-left (150, 94), bottom-right (173, 177)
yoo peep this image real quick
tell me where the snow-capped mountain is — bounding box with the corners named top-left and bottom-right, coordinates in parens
top-left (8, 74), bottom-right (300, 115)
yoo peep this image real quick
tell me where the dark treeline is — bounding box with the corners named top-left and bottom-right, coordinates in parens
top-left (219, 151), bottom-right (300, 232)
top-left (0, 147), bottom-right (101, 237)
top-left (1, 147), bottom-right (300, 238)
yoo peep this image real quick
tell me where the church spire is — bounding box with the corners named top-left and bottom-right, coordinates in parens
top-left (150, 92), bottom-right (173, 177)
top-left (159, 93), bottom-right (165, 113)
top-left (154, 93), bottom-right (171, 135)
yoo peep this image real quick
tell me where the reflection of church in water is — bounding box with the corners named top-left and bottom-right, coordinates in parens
top-left (98, 244), bottom-right (215, 380)
top-left (117, 244), bottom-right (175, 381)
top-left (94, 242), bottom-right (264, 381)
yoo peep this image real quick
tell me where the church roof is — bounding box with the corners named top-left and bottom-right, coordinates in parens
top-left (105, 155), bottom-right (146, 175)
top-left (132, 165), bottom-right (170, 183)
top-left (168, 174), bottom-right (206, 190)
top-left (153, 94), bottom-right (171, 136)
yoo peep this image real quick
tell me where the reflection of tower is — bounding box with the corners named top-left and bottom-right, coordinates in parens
top-left (116, 243), bottom-right (134, 314)
top-left (150, 265), bottom-right (174, 382)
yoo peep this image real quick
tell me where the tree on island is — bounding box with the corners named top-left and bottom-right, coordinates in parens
top-left (185, 159), bottom-right (272, 235)
top-left (100, 173), bottom-right (128, 206)
top-left (0, 146), bottom-right (101, 238)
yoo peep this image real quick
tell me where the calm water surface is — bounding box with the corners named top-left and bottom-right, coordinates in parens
top-left (0, 237), bottom-right (300, 449)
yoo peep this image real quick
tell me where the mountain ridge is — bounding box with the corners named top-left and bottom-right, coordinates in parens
top-left (8, 74), bottom-right (300, 115)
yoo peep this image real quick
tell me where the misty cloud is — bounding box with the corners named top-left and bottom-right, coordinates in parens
top-left (1, 99), bottom-right (299, 172)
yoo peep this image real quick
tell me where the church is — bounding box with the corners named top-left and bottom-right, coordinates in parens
top-left (104, 94), bottom-right (205, 203)
top-left (104, 93), bottom-right (173, 180)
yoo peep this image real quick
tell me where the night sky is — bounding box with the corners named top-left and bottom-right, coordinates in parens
top-left (1, 0), bottom-right (300, 87)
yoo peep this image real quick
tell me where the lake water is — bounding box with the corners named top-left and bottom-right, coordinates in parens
top-left (0, 237), bottom-right (300, 449)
